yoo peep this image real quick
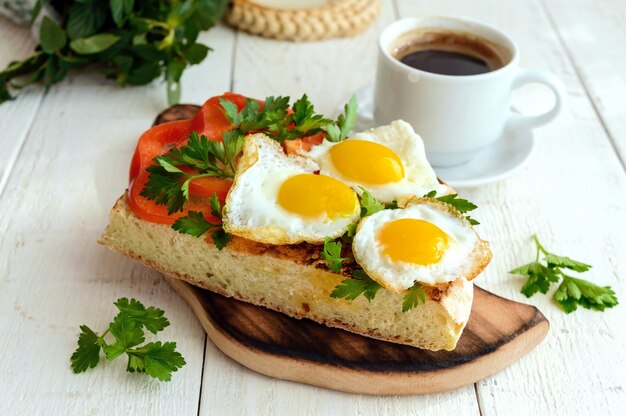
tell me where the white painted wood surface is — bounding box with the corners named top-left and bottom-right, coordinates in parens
top-left (541, 0), bottom-right (626, 164)
top-left (0, 0), bottom-right (624, 414)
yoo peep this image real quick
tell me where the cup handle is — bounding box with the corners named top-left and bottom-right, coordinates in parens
top-left (507, 68), bottom-right (565, 130)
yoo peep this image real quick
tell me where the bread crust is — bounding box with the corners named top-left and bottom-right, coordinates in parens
top-left (99, 194), bottom-right (478, 351)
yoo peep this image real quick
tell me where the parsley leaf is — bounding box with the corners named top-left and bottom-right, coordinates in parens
top-left (519, 262), bottom-right (561, 297)
top-left (323, 95), bottom-right (358, 142)
top-left (402, 283), bottom-right (427, 312)
top-left (510, 235), bottom-right (618, 313)
top-left (114, 298), bottom-right (170, 335)
top-left (360, 188), bottom-right (385, 217)
top-left (337, 95), bottom-right (358, 140)
top-left (291, 94), bottom-right (333, 133)
top-left (543, 254), bottom-right (592, 273)
top-left (554, 275), bottom-right (618, 313)
top-left (322, 238), bottom-right (352, 273)
top-left (70, 298), bottom-right (185, 381)
top-left (126, 341), bottom-right (186, 382)
top-left (109, 313), bottom-right (145, 349)
top-left (209, 193), bottom-right (222, 219)
top-left (330, 270), bottom-right (382, 302)
top-left (212, 229), bottom-right (231, 250)
top-left (423, 191), bottom-right (480, 225)
top-left (70, 325), bottom-right (101, 373)
top-left (172, 211), bottom-right (217, 237)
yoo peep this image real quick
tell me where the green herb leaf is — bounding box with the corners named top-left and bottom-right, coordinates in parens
top-left (109, 313), bottom-right (145, 349)
top-left (424, 191), bottom-right (479, 224)
top-left (210, 193), bottom-right (222, 219)
top-left (219, 97), bottom-right (240, 124)
top-left (402, 283), bottom-right (427, 312)
top-left (67, 1), bottom-right (108, 40)
top-left (519, 263), bottom-right (560, 297)
top-left (434, 193), bottom-right (478, 214)
top-left (543, 254), bottom-right (592, 273)
top-left (70, 34), bottom-right (120, 55)
top-left (360, 189), bottom-right (385, 217)
top-left (126, 342), bottom-right (186, 381)
top-left (110, 0), bottom-right (134, 28)
top-left (291, 94), bottom-right (333, 132)
top-left (322, 238), bottom-right (351, 273)
top-left (184, 43), bottom-right (210, 64)
top-left (554, 275), bottom-right (619, 313)
top-left (172, 211), bottom-right (216, 237)
top-left (337, 95), bottom-right (358, 140)
top-left (331, 270), bottom-right (381, 302)
top-left (323, 124), bottom-right (341, 142)
top-left (40, 17), bottom-right (67, 54)
top-left (114, 298), bottom-right (170, 334)
top-left (70, 325), bottom-right (101, 373)
top-left (212, 229), bottom-right (231, 250)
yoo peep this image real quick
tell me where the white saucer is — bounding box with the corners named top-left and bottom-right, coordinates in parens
top-left (338, 85), bottom-right (535, 188)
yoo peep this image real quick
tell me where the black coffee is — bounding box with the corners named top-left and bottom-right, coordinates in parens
top-left (391, 30), bottom-right (508, 76)
top-left (400, 49), bottom-right (492, 76)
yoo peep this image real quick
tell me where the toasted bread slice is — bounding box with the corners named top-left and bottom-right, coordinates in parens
top-left (99, 194), bottom-right (477, 351)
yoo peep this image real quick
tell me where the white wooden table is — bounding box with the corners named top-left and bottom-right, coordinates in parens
top-left (1, 1), bottom-right (624, 414)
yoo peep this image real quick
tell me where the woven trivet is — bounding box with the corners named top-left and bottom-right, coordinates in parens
top-left (225, 0), bottom-right (383, 42)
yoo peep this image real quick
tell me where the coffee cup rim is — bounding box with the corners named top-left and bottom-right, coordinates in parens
top-left (378, 15), bottom-right (519, 81)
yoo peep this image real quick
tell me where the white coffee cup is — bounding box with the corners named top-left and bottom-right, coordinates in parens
top-left (374, 16), bottom-right (565, 167)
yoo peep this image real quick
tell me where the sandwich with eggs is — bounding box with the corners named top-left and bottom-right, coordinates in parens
top-left (100, 93), bottom-right (491, 351)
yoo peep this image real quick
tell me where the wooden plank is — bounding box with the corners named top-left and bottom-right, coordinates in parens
top-left (0, 19), bottom-right (45, 196)
top-left (395, 1), bottom-right (626, 415)
top-left (198, 1), bottom-right (482, 414)
top-left (0, 24), bottom-right (235, 414)
top-left (540, 0), bottom-right (626, 166)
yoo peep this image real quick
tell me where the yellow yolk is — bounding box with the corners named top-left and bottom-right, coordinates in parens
top-left (277, 173), bottom-right (358, 219)
top-left (378, 219), bottom-right (449, 265)
top-left (329, 140), bottom-right (404, 185)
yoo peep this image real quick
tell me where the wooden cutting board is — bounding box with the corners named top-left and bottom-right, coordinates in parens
top-left (155, 105), bottom-right (549, 395)
top-left (166, 277), bottom-right (548, 395)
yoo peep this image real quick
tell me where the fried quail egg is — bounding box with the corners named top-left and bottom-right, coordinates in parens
top-left (222, 133), bottom-right (360, 244)
top-left (302, 120), bottom-right (450, 204)
top-left (352, 198), bottom-right (491, 292)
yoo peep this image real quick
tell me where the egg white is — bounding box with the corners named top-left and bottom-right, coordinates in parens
top-left (352, 200), bottom-right (479, 292)
top-left (303, 120), bottom-right (450, 204)
top-left (222, 133), bottom-right (360, 244)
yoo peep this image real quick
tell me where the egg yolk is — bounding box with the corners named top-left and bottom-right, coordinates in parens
top-left (378, 219), bottom-right (449, 265)
top-left (329, 140), bottom-right (404, 185)
top-left (277, 174), bottom-right (358, 219)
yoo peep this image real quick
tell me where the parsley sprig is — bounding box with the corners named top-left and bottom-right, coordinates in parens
top-left (510, 235), bottom-right (618, 313)
top-left (71, 298), bottom-right (185, 381)
top-left (220, 94), bottom-right (357, 143)
top-left (141, 131), bottom-right (244, 215)
top-left (360, 188), bottom-right (385, 217)
top-left (323, 96), bottom-right (358, 142)
top-left (171, 193), bottom-right (231, 249)
top-left (322, 238), bottom-right (352, 273)
top-left (330, 269), bottom-right (381, 302)
top-left (402, 284), bottom-right (427, 312)
top-left (423, 191), bottom-right (480, 225)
